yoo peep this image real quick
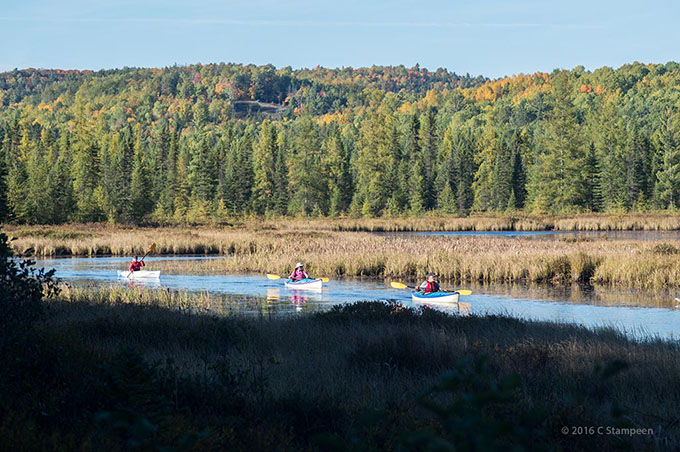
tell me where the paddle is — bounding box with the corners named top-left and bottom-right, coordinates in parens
top-left (128, 243), bottom-right (157, 279)
top-left (267, 273), bottom-right (330, 283)
top-left (140, 242), bottom-right (157, 262)
top-left (390, 281), bottom-right (472, 296)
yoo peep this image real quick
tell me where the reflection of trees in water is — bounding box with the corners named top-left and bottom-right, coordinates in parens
top-left (466, 281), bottom-right (675, 308)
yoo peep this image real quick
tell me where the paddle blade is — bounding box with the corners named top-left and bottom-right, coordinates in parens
top-left (320, 277), bottom-right (330, 283)
top-left (266, 274), bottom-right (281, 280)
top-left (455, 289), bottom-right (472, 296)
top-left (390, 282), bottom-right (408, 289)
top-left (148, 243), bottom-right (157, 253)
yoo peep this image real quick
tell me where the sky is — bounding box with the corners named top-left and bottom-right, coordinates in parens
top-left (1, 0), bottom-right (678, 78)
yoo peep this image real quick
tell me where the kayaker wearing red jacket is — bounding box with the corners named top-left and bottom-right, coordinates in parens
top-left (418, 272), bottom-right (440, 294)
top-left (129, 256), bottom-right (145, 273)
top-left (289, 262), bottom-right (309, 282)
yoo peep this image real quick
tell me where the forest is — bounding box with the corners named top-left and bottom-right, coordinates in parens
top-left (1, 61), bottom-right (680, 224)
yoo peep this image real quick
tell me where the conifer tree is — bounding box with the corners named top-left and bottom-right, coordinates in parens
top-left (583, 142), bottom-right (602, 211)
top-left (251, 120), bottom-right (278, 214)
top-left (527, 72), bottom-right (585, 213)
top-left (655, 112), bottom-right (680, 208)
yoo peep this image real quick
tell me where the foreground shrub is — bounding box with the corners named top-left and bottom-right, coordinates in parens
top-left (0, 232), bottom-right (58, 343)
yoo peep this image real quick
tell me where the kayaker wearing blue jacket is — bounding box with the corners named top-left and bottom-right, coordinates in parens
top-left (289, 262), bottom-right (309, 282)
top-left (418, 273), bottom-right (440, 294)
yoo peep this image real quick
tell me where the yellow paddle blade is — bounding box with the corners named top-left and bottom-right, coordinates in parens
top-left (266, 274), bottom-right (281, 280)
top-left (455, 290), bottom-right (472, 296)
top-left (148, 243), bottom-right (157, 253)
top-left (390, 282), bottom-right (408, 289)
top-left (320, 277), bottom-right (330, 283)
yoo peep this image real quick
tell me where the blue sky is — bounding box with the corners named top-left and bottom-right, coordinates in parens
top-left (1, 0), bottom-right (678, 78)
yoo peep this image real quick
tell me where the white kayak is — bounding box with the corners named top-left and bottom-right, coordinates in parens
top-left (284, 278), bottom-right (323, 290)
top-left (411, 291), bottom-right (460, 304)
top-left (117, 270), bottom-right (161, 279)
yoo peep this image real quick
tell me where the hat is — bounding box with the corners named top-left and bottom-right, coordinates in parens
top-left (296, 262), bottom-right (304, 268)
top-left (426, 272), bottom-right (437, 277)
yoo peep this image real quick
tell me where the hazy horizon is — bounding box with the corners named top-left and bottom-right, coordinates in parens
top-left (2, 0), bottom-right (678, 78)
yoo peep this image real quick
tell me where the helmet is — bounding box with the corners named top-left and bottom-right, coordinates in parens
top-left (426, 272), bottom-right (437, 277)
top-left (296, 262), bottom-right (304, 268)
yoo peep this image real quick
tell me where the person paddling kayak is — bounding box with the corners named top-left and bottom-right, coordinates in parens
top-left (289, 262), bottom-right (309, 282)
top-left (129, 256), bottom-right (145, 273)
top-left (418, 272), bottom-right (440, 294)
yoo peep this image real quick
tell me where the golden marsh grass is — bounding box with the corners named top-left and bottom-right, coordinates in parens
top-left (5, 218), bottom-right (680, 289)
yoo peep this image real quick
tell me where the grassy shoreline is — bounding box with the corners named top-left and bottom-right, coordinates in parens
top-left (4, 292), bottom-right (678, 450)
top-left (7, 221), bottom-right (680, 290)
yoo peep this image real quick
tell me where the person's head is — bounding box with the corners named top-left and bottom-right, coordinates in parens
top-left (133, 256), bottom-right (139, 262)
top-left (426, 272), bottom-right (437, 282)
top-left (295, 262), bottom-right (304, 270)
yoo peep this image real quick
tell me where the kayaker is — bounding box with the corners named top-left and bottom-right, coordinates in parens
top-left (129, 256), bottom-right (145, 273)
top-left (289, 262), bottom-right (309, 282)
top-left (418, 272), bottom-right (440, 294)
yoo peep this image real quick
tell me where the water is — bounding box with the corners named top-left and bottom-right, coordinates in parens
top-left (407, 230), bottom-right (680, 240)
top-left (37, 256), bottom-right (680, 341)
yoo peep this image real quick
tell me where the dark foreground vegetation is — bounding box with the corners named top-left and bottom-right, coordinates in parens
top-left (2, 235), bottom-right (680, 451)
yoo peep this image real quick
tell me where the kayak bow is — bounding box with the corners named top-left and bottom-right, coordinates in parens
top-left (117, 270), bottom-right (161, 280)
top-left (284, 278), bottom-right (323, 290)
top-left (411, 291), bottom-right (460, 304)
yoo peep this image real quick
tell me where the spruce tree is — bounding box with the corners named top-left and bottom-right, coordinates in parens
top-left (655, 112), bottom-right (680, 208)
top-left (527, 72), bottom-right (585, 213)
top-left (326, 129), bottom-right (352, 216)
top-left (452, 129), bottom-right (475, 213)
top-left (583, 142), bottom-right (602, 211)
top-left (251, 120), bottom-right (277, 214)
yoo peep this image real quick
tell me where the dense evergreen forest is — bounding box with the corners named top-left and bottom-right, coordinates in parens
top-left (1, 61), bottom-right (680, 224)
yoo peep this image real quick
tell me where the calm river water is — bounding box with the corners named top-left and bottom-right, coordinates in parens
top-left (37, 251), bottom-right (680, 341)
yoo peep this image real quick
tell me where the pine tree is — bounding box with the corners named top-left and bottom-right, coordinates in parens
top-left (655, 112), bottom-right (680, 208)
top-left (596, 93), bottom-right (627, 210)
top-left (6, 153), bottom-right (28, 223)
top-left (452, 129), bottom-right (475, 213)
top-left (491, 140), bottom-right (513, 211)
top-left (25, 136), bottom-right (52, 223)
top-left (129, 145), bottom-right (153, 222)
top-left (434, 127), bottom-right (455, 211)
top-left (326, 129), bottom-right (352, 216)
top-left (287, 117), bottom-right (327, 215)
top-left (158, 128), bottom-right (178, 218)
top-left (273, 131), bottom-right (289, 215)
top-left (527, 72), bottom-right (585, 213)
top-left (583, 142), bottom-right (602, 211)
top-left (508, 129), bottom-right (528, 208)
top-left (418, 108), bottom-right (438, 209)
top-left (438, 182), bottom-right (457, 213)
top-left (409, 159), bottom-right (426, 214)
top-left (72, 133), bottom-right (104, 222)
top-left (173, 143), bottom-right (191, 221)
top-left (47, 150), bottom-right (74, 223)
top-left (251, 120), bottom-right (278, 214)
top-left (626, 127), bottom-right (651, 207)
top-left (187, 136), bottom-right (217, 204)
top-left (472, 122), bottom-right (502, 212)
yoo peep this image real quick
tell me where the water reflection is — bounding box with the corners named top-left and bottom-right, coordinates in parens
top-left (36, 255), bottom-right (680, 340)
top-left (404, 230), bottom-right (680, 240)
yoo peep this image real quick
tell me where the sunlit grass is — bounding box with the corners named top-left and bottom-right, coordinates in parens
top-left (6, 217), bottom-right (680, 289)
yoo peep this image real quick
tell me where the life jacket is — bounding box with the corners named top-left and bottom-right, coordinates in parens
top-left (424, 280), bottom-right (439, 294)
top-left (129, 260), bottom-right (144, 272)
top-left (290, 268), bottom-right (307, 281)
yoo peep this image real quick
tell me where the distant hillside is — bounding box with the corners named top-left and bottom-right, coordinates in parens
top-left (1, 62), bottom-right (679, 224)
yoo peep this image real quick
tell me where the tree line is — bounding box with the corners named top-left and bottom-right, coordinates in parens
top-left (1, 62), bottom-right (680, 224)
